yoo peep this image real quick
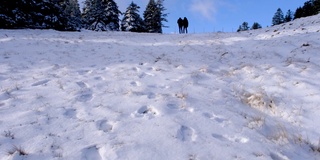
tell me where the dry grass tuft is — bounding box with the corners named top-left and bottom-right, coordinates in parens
top-left (7, 145), bottom-right (28, 156)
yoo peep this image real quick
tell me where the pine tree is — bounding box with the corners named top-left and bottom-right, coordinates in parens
top-left (272, 8), bottom-right (284, 26)
top-left (144, 0), bottom-right (157, 33)
top-left (0, 0), bottom-right (36, 29)
top-left (143, 0), bottom-right (167, 33)
top-left (82, 0), bottom-right (120, 31)
top-left (62, 0), bottom-right (82, 31)
top-left (314, 0), bottom-right (320, 13)
top-left (31, 0), bottom-right (69, 30)
top-left (251, 22), bottom-right (262, 30)
top-left (294, 7), bottom-right (303, 19)
top-left (155, 0), bottom-right (168, 33)
top-left (301, 1), bottom-right (315, 17)
top-left (121, 2), bottom-right (145, 32)
top-left (284, 9), bottom-right (293, 22)
top-left (237, 22), bottom-right (249, 32)
top-left (103, 0), bottom-right (121, 31)
top-left (82, 0), bottom-right (106, 31)
top-left (0, 0), bottom-right (18, 28)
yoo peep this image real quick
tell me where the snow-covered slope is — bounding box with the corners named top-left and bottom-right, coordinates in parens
top-left (1, 14), bottom-right (320, 160)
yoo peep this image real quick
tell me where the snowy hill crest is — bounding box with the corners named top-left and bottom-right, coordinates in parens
top-left (0, 14), bottom-right (320, 160)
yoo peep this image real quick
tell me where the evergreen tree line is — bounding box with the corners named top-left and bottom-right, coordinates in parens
top-left (0, 0), bottom-right (81, 31)
top-left (237, 22), bottom-right (262, 32)
top-left (294, 0), bottom-right (320, 19)
top-left (237, 0), bottom-right (320, 32)
top-left (0, 0), bottom-right (167, 33)
top-left (271, 8), bottom-right (294, 26)
top-left (272, 0), bottom-right (319, 26)
top-left (237, 8), bottom-right (294, 32)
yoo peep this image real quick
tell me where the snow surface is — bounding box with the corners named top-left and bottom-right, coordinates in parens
top-left (1, 14), bottom-right (320, 160)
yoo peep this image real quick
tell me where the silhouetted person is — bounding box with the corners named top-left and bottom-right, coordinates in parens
top-left (177, 17), bottom-right (183, 34)
top-left (183, 17), bottom-right (189, 34)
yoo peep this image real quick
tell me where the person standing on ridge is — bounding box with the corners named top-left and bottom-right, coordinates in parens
top-left (183, 17), bottom-right (189, 34)
top-left (177, 17), bottom-right (183, 34)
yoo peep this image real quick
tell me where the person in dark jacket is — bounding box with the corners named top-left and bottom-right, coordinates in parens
top-left (177, 17), bottom-right (183, 34)
top-left (183, 17), bottom-right (189, 34)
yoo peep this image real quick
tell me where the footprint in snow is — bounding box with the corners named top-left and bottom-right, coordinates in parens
top-left (211, 133), bottom-right (228, 141)
top-left (77, 91), bottom-right (93, 102)
top-left (31, 79), bottom-right (50, 86)
top-left (203, 112), bottom-right (230, 126)
top-left (138, 72), bottom-right (155, 78)
top-left (63, 109), bottom-right (77, 119)
top-left (77, 81), bottom-right (89, 88)
top-left (176, 125), bottom-right (197, 142)
top-left (132, 67), bottom-right (141, 72)
top-left (81, 146), bottom-right (102, 160)
top-left (147, 92), bottom-right (156, 99)
top-left (0, 93), bottom-right (10, 101)
top-left (167, 103), bottom-right (179, 110)
top-left (270, 152), bottom-right (290, 160)
top-left (96, 120), bottom-right (114, 132)
top-left (211, 133), bottom-right (249, 143)
top-left (76, 81), bottom-right (93, 102)
top-left (94, 76), bottom-right (104, 80)
top-left (77, 69), bottom-right (93, 75)
top-left (130, 81), bottom-right (141, 87)
top-left (225, 135), bottom-right (249, 144)
top-left (166, 103), bottom-right (194, 113)
top-left (132, 106), bottom-right (159, 118)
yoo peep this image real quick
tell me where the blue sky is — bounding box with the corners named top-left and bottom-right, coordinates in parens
top-left (79, 0), bottom-right (307, 33)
